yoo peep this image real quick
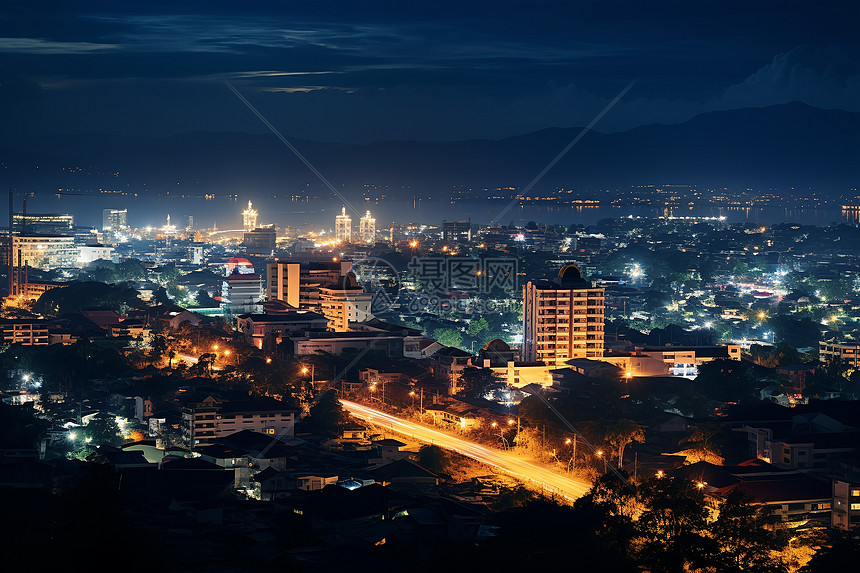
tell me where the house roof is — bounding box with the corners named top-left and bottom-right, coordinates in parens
top-left (367, 459), bottom-right (439, 481)
top-left (372, 439), bottom-right (406, 448)
top-left (252, 466), bottom-right (281, 483)
top-left (720, 476), bottom-right (831, 503)
top-left (219, 397), bottom-right (298, 414)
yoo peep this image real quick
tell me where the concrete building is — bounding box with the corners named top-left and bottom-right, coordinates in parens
top-left (819, 340), bottom-right (860, 368)
top-left (13, 235), bottom-right (78, 270)
top-left (77, 244), bottom-right (114, 265)
top-left (833, 480), bottom-right (860, 530)
top-left (102, 209), bottom-right (128, 243)
top-left (0, 319), bottom-right (50, 345)
top-left (265, 259), bottom-right (353, 311)
top-left (335, 206), bottom-right (352, 243)
top-left (359, 210), bottom-right (376, 244)
top-left (522, 264), bottom-right (605, 366)
top-left (441, 219), bottom-right (472, 242)
top-left (223, 272), bottom-right (263, 315)
top-left (182, 395), bottom-right (297, 447)
top-left (236, 311), bottom-right (328, 349)
top-left (319, 272), bottom-right (373, 332)
top-left (289, 331), bottom-right (420, 358)
top-left (636, 345), bottom-right (742, 378)
top-left (243, 226), bottom-right (276, 255)
top-left (13, 213), bottom-right (74, 235)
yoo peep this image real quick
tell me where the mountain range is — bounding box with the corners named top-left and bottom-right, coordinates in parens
top-left (3, 102), bottom-right (858, 198)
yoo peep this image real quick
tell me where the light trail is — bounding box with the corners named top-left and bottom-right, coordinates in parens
top-left (340, 399), bottom-right (592, 502)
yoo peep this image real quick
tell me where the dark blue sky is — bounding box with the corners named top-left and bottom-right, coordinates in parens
top-left (1, 0), bottom-right (857, 142)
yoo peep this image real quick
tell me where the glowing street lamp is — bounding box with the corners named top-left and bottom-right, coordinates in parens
top-left (596, 450), bottom-right (607, 473)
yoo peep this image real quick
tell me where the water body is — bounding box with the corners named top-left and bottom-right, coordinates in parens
top-left (14, 193), bottom-right (860, 231)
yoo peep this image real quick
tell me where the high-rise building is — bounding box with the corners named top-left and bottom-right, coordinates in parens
top-left (243, 226), bottom-right (277, 255)
top-left (102, 209), bottom-right (128, 242)
top-left (14, 213), bottom-right (74, 236)
top-left (266, 260), bottom-right (353, 311)
top-left (359, 210), bottom-right (376, 244)
top-left (522, 264), bottom-right (605, 366)
top-left (319, 272), bottom-right (373, 332)
top-left (242, 201), bottom-right (258, 232)
top-left (335, 206), bottom-right (352, 243)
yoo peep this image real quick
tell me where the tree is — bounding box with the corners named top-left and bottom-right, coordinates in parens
top-left (467, 317), bottom-right (489, 337)
top-left (678, 422), bottom-right (726, 465)
top-left (149, 334), bottom-right (168, 365)
top-left (458, 366), bottom-right (497, 398)
top-left (605, 419), bottom-right (645, 468)
top-left (305, 390), bottom-right (347, 434)
top-left (711, 490), bottom-right (787, 572)
top-left (417, 444), bottom-right (449, 474)
top-left (85, 414), bottom-right (122, 447)
top-left (433, 327), bottom-right (463, 348)
top-left (801, 529), bottom-right (860, 572)
top-left (636, 477), bottom-right (714, 573)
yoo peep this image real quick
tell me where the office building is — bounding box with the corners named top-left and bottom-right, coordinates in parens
top-left (819, 340), bottom-right (860, 369)
top-left (359, 210), bottom-right (376, 244)
top-left (243, 226), bottom-right (277, 255)
top-left (522, 264), bottom-right (605, 366)
top-left (102, 209), bottom-right (129, 243)
top-left (335, 206), bottom-right (352, 243)
top-left (266, 260), bottom-right (353, 311)
top-left (13, 213), bottom-right (74, 236)
top-left (13, 235), bottom-right (78, 270)
top-left (77, 244), bottom-right (114, 265)
top-left (442, 219), bottom-right (472, 242)
top-left (319, 272), bottom-right (373, 332)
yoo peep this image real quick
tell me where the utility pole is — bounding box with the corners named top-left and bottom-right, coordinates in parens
top-left (420, 387), bottom-right (423, 415)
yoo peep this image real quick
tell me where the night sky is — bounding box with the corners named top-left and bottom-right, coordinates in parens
top-left (1, 0), bottom-right (858, 143)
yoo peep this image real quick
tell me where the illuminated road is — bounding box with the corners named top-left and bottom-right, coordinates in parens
top-left (177, 353), bottom-right (199, 365)
top-left (340, 399), bottom-right (592, 501)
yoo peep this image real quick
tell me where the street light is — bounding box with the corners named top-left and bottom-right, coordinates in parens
top-left (596, 450), bottom-right (607, 473)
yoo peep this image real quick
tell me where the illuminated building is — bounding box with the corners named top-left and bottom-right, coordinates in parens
top-left (335, 206), bottom-right (352, 243)
top-left (236, 311), bottom-right (328, 349)
top-left (222, 258), bottom-right (262, 314)
top-left (243, 225), bottom-right (276, 255)
top-left (819, 340), bottom-right (860, 369)
top-left (242, 201), bottom-right (258, 232)
top-left (0, 319), bottom-right (50, 345)
top-left (13, 213), bottom-right (74, 236)
top-left (13, 235), bottom-right (78, 270)
top-left (522, 264), bottom-right (605, 366)
top-left (359, 210), bottom-right (376, 244)
top-left (77, 244), bottom-right (114, 265)
top-left (182, 396), bottom-right (297, 446)
top-left (442, 219), bottom-right (472, 242)
top-left (266, 260), bottom-right (352, 311)
top-left (319, 272), bottom-right (373, 331)
top-left (101, 209), bottom-right (128, 242)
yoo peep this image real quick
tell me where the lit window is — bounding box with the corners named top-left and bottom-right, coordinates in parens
top-left (851, 503), bottom-right (860, 511)
top-left (852, 489), bottom-right (860, 497)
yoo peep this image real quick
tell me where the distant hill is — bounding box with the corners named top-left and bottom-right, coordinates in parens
top-left (2, 102), bottom-right (858, 196)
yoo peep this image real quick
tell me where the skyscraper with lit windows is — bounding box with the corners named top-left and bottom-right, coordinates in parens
top-left (335, 206), bottom-right (352, 243)
top-left (522, 264), bottom-right (604, 366)
top-left (359, 210), bottom-right (375, 244)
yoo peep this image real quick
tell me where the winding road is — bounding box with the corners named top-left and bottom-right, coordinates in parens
top-left (340, 399), bottom-right (592, 501)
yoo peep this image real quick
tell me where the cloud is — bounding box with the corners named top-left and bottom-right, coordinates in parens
top-left (718, 45), bottom-right (860, 111)
top-left (0, 37), bottom-right (118, 54)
